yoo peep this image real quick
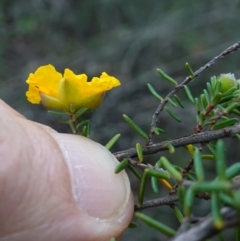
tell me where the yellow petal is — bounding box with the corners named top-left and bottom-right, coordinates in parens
top-left (26, 64), bottom-right (62, 97)
top-left (26, 85), bottom-right (41, 104)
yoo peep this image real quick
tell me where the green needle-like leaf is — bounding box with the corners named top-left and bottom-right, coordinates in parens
top-left (152, 127), bottom-right (165, 135)
top-left (138, 168), bottom-right (170, 204)
top-left (174, 95), bottom-right (185, 108)
top-left (184, 187), bottom-right (195, 217)
top-left (211, 93), bottom-right (222, 106)
top-left (74, 107), bottom-right (88, 119)
top-left (185, 62), bottom-right (194, 77)
top-left (157, 68), bottom-right (178, 86)
top-left (151, 176), bottom-right (159, 193)
top-left (164, 107), bottom-right (181, 122)
top-left (203, 89), bottom-right (210, 103)
top-left (225, 163), bottom-right (240, 180)
top-left (178, 185), bottom-right (186, 207)
top-left (211, 192), bottom-right (224, 229)
top-left (173, 206), bottom-right (184, 223)
top-left (207, 82), bottom-right (214, 97)
top-left (128, 222), bottom-right (138, 228)
top-left (194, 148), bottom-right (204, 182)
top-left (123, 114), bottom-right (148, 140)
top-left (167, 97), bottom-right (178, 108)
top-left (161, 157), bottom-right (182, 181)
top-left (215, 140), bottom-right (227, 180)
top-left (167, 142), bottom-right (175, 154)
top-left (135, 212), bottom-right (176, 237)
top-left (211, 118), bottom-right (238, 130)
top-left (114, 159), bottom-right (129, 174)
top-left (105, 134), bottom-right (121, 150)
top-left (147, 83), bottom-right (163, 101)
top-left (225, 102), bottom-right (240, 114)
top-left (184, 85), bottom-right (195, 104)
top-left (136, 143), bottom-right (143, 162)
top-left (128, 164), bottom-right (141, 179)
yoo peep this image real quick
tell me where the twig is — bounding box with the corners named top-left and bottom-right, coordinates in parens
top-left (135, 194), bottom-right (179, 210)
top-left (169, 207), bottom-right (240, 241)
top-left (114, 123), bottom-right (240, 161)
top-left (148, 41), bottom-right (240, 144)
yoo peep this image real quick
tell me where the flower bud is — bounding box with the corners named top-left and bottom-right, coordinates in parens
top-left (218, 73), bottom-right (236, 93)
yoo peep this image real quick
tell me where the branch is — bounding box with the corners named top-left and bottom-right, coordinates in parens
top-left (169, 207), bottom-right (240, 241)
top-left (148, 41), bottom-right (240, 144)
top-left (114, 123), bottom-right (240, 161)
top-left (135, 194), bottom-right (179, 210)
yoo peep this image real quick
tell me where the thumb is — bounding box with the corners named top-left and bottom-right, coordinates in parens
top-left (0, 104), bottom-right (134, 241)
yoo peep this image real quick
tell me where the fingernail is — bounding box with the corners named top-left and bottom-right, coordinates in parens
top-left (52, 133), bottom-right (130, 219)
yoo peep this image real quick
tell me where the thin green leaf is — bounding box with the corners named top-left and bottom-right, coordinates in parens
top-left (185, 62), bottom-right (194, 77)
top-left (213, 77), bottom-right (221, 96)
top-left (225, 102), bottom-right (240, 114)
top-left (105, 134), bottom-right (121, 150)
top-left (207, 144), bottom-right (216, 155)
top-left (184, 85), bottom-right (195, 104)
top-left (194, 98), bottom-right (200, 112)
top-left (222, 86), bottom-right (237, 97)
top-left (128, 164), bottom-right (141, 179)
top-left (232, 109), bottom-right (240, 116)
top-left (211, 93), bottom-right (222, 106)
top-left (68, 120), bottom-right (76, 134)
top-left (211, 192), bottom-right (223, 229)
top-left (123, 114), bottom-right (148, 140)
top-left (151, 176), bottom-right (159, 193)
top-left (157, 68), bottom-right (178, 86)
top-left (152, 127), bottom-right (165, 135)
top-left (219, 193), bottom-right (234, 206)
top-left (48, 110), bottom-right (68, 116)
top-left (200, 93), bottom-right (208, 110)
top-left (74, 107), bottom-right (88, 119)
top-left (128, 222), bottom-right (138, 228)
top-left (136, 143), bottom-right (143, 162)
top-left (210, 76), bottom-right (217, 89)
top-left (167, 97), bottom-right (178, 108)
top-left (207, 82), bottom-right (214, 97)
top-left (215, 140), bottom-right (226, 180)
top-left (135, 212), bottom-right (176, 237)
top-left (114, 159), bottom-right (129, 174)
top-left (161, 157), bottom-right (182, 181)
top-left (225, 163), bottom-right (240, 180)
top-left (174, 95), bottom-right (185, 108)
top-left (147, 83), bottom-right (163, 101)
top-left (192, 181), bottom-right (230, 193)
top-left (184, 187), bottom-right (195, 217)
top-left (76, 120), bottom-right (89, 130)
top-left (164, 107), bottom-right (181, 122)
top-left (211, 118), bottom-right (238, 130)
top-left (173, 206), bottom-right (184, 223)
top-left (201, 154), bottom-right (215, 161)
top-left (203, 89), bottom-right (210, 103)
top-left (167, 142), bottom-right (175, 154)
top-left (194, 148), bottom-right (204, 182)
top-left (178, 185), bottom-right (186, 207)
top-left (138, 168), bottom-right (170, 204)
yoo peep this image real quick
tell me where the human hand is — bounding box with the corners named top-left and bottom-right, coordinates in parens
top-left (0, 100), bottom-right (134, 241)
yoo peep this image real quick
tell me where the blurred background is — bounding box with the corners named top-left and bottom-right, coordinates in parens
top-left (1, 0), bottom-right (240, 240)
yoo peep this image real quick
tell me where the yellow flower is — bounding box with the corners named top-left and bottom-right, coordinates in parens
top-left (26, 64), bottom-right (121, 113)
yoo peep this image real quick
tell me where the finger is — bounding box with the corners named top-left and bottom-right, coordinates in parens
top-left (0, 111), bottom-right (134, 241)
top-left (0, 99), bottom-right (26, 118)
